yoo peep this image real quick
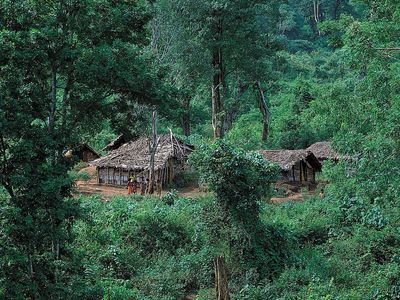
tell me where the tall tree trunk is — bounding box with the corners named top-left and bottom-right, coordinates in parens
top-left (148, 110), bottom-right (159, 194)
top-left (256, 81), bottom-right (270, 141)
top-left (211, 10), bottom-right (224, 140)
top-left (224, 80), bottom-right (248, 132)
top-left (214, 256), bottom-right (230, 300)
top-left (333, 0), bottom-right (342, 20)
top-left (0, 134), bottom-right (14, 197)
top-left (181, 96), bottom-right (191, 136)
top-left (212, 48), bottom-right (224, 139)
top-left (48, 64), bottom-right (57, 134)
top-left (61, 77), bottom-right (72, 132)
top-left (313, 0), bottom-right (321, 36)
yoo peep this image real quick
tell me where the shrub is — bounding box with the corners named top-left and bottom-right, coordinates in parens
top-left (161, 190), bottom-right (179, 205)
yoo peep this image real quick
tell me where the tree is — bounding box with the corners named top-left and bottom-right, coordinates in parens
top-left (0, 0), bottom-right (159, 297)
top-left (151, 0), bottom-right (281, 139)
top-left (324, 0), bottom-right (400, 223)
top-left (190, 142), bottom-right (287, 278)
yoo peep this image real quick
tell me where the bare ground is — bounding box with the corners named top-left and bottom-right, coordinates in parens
top-left (75, 166), bottom-right (311, 203)
top-left (75, 166), bottom-right (208, 199)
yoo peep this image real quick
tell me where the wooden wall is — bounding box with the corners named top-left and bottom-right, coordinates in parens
top-left (96, 158), bottom-right (188, 186)
top-left (280, 160), bottom-right (316, 183)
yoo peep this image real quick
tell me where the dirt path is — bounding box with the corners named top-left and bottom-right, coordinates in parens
top-left (270, 193), bottom-right (304, 203)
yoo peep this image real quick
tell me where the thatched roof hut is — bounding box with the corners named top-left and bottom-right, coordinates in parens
top-left (260, 149), bottom-right (321, 171)
top-left (306, 141), bottom-right (339, 161)
top-left (91, 134), bottom-right (193, 186)
top-left (259, 149), bottom-right (321, 183)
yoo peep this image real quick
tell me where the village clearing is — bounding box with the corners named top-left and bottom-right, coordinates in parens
top-left (75, 166), bottom-right (208, 199)
top-left (75, 166), bottom-right (312, 203)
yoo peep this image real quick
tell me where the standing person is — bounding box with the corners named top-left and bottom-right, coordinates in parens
top-left (132, 179), bottom-right (137, 194)
top-left (127, 179), bottom-right (134, 195)
top-left (319, 188), bottom-right (325, 199)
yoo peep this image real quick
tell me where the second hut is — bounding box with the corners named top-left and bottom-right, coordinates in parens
top-left (259, 149), bottom-right (321, 184)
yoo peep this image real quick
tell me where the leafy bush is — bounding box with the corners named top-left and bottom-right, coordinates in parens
top-left (161, 189), bottom-right (179, 205)
top-left (172, 170), bottom-right (198, 188)
top-left (189, 141), bottom-right (279, 219)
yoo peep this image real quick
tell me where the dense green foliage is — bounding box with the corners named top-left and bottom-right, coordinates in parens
top-left (10, 192), bottom-right (393, 299)
top-left (0, 0), bottom-right (163, 298)
top-left (1, 0), bottom-right (400, 299)
top-left (190, 142), bottom-right (289, 277)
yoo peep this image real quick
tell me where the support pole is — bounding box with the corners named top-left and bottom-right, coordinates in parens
top-left (148, 110), bottom-right (159, 194)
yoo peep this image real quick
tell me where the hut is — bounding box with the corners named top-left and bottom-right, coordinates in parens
top-left (75, 144), bottom-right (100, 162)
top-left (90, 134), bottom-right (193, 187)
top-left (306, 141), bottom-right (339, 162)
top-left (259, 149), bottom-right (321, 183)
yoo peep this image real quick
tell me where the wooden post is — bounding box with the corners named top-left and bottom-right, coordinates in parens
top-left (299, 163), bottom-right (303, 182)
top-left (304, 164), bottom-right (308, 182)
top-left (168, 159), bottom-right (173, 183)
top-left (214, 256), bottom-right (230, 300)
top-left (163, 166), bottom-right (167, 184)
top-left (148, 110), bottom-right (159, 194)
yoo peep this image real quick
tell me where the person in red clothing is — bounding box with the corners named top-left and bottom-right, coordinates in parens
top-left (127, 179), bottom-right (135, 195)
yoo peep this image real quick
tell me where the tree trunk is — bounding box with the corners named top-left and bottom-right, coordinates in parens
top-left (181, 96), bottom-right (191, 136)
top-left (212, 48), bottom-right (224, 139)
top-left (214, 256), bottom-right (230, 300)
top-left (61, 77), bottom-right (72, 131)
top-left (211, 10), bottom-right (224, 140)
top-left (256, 81), bottom-right (270, 141)
top-left (224, 81), bottom-right (248, 132)
top-left (313, 0), bottom-right (321, 36)
top-left (333, 0), bottom-right (341, 20)
top-left (48, 64), bottom-right (57, 134)
top-left (0, 134), bottom-right (14, 198)
top-left (148, 110), bottom-right (159, 194)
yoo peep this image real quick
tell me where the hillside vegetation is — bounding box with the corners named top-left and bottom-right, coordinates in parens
top-left (0, 0), bottom-right (399, 299)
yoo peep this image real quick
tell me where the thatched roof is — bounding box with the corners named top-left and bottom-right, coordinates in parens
top-left (102, 134), bottom-right (126, 151)
top-left (259, 149), bottom-right (321, 171)
top-left (306, 141), bottom-right (339, 160)
top-left (91, 134), bottom-right (193, 171)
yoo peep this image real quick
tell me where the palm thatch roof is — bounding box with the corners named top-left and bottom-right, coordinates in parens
top-left (259, 149), bottom-right (321, 171)
top-left (91, 134), bottom-right (193, 171)
top-left (306, 141), bottom-right (339, 160)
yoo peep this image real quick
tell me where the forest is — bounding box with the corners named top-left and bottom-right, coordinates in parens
top-left (0, 0), bottom-right (399, 299)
